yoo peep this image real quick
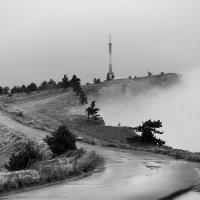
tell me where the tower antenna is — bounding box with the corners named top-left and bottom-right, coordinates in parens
top-left (108, 34), bottom-right (114, 80)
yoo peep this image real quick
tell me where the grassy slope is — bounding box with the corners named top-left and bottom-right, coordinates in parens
top-left (0, 73), bottom-right (180, 145)
top-left (1, 72), bottom-right (199, 166)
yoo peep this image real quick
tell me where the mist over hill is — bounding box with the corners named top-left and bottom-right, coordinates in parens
top-left (93, 69), bottom-right (200, 152)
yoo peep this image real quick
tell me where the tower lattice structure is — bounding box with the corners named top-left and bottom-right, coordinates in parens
top-left (108, 34), bottom-right (114, 79)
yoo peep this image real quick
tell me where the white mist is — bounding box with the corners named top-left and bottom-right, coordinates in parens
top-left (98, 68), bottom-right (200, 152)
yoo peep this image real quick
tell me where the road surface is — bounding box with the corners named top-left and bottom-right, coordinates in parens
top-left (0, 111), bottom-right (199, 200)
top-left (1, 143), bottom-right (198, 200)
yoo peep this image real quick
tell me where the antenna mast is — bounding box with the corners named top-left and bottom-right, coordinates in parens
top-left (108, 34), bottom-right (114, 79)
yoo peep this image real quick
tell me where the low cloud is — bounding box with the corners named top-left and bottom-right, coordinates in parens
top-left (98, 69), bottom-right (200, 152)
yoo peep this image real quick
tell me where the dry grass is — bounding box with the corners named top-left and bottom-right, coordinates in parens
top-left (72, 151), bottom-right (104, 174)
top-left (33, 149), bottom-right (103, 183)
top-left (131, 145), bottom-right (200, 162)
top-left (0, 170), bottom-right (40, 193)
top-left (0, 149), bottom-right (103, 194)
top-left (0, 124), bottom-right (27, 168)
top-left (0, 74), bottom-right (179, 147)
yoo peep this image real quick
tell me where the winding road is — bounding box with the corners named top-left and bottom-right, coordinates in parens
top-left (0, 111), bottom-right (199, 200)
top-left (1, 143), bottom-right (198, 200)
top-left (0, 111), bottom-right (47, 141)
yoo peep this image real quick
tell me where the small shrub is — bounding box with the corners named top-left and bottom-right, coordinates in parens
top-left (79, 92), bottom-right (88, 105)
top-left (148, 71), bottom-right (152, 76)
top-left (65, 148), bottom-right (86, 159)
top-left (16, 112), bottom-right (23, 117)
top-left (103, 143), bottom-right (118, 148)
top-left (5, 141), bottom-right (41, 171)
top-left (160, 72), bottom-right (165, 76)
top-left (76, 151), bottom-right (103, 173)
top-left (43, 124), bottom-right (77, 155)
top-left (93, 78), bottom-right (101, 84)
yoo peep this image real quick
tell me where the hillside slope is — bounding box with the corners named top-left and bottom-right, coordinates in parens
top-left (0, 73), bottom-right (180, 146)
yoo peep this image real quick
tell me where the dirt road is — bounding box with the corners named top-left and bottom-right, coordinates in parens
top-left (0, 111), bottom-right (47, 141)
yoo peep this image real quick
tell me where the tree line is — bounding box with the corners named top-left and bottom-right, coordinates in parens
top-left (0, 72), bottom-right (101, 125)
top-left (0, 74), bottom-right (82, 95)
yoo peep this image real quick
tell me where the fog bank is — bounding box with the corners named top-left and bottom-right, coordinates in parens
top-left (98, 69), bottom-right (200, 152)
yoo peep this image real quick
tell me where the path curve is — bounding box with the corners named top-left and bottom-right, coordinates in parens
top-left (2, 143), bottom-right (198, 200)
top-left (0, 112), bottom-right (198, 200)
top-left (0, 112), bottom-right (47, 141)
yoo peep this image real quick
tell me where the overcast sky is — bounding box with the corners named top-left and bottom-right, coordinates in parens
top-left (1, 0), bottom-right (200, 87)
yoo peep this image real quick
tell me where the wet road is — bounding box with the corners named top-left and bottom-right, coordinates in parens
top-left (1, 144), bottom-right (198, 200)
top-left (175, 192), bottom-right (200, 200)
top-left (174, 164), bottom-right (200, 200)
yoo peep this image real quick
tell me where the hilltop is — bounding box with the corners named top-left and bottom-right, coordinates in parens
top-left (0, 72), bottom-right (180, 166)
top-left (4, 72), bottom-right (200, 197)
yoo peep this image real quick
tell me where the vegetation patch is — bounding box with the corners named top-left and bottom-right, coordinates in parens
top-left (0, 149), bottom-right (103, 194)
top-left (43, 124), bottom-right (77, 155)
top-left (0, 125), bottom-right (103, 194)
top-left (5, 141), bottom-right (42, 171)
top-left (128, 119), bottom-right (165, 146)
top-left (85, 100), bottom-right (101, 124)
top-left (130, 145), bottom-right (200, 162)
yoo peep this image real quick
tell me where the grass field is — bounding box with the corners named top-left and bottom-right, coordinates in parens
top-left (0, 73), bottom-right (180, 146)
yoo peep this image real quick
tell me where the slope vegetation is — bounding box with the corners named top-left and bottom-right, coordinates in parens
top-left (0, 73), bottom-right (180, 147)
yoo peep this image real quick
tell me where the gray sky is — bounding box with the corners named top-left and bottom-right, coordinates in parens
top-left (1, 0), bottom-right (200, 87)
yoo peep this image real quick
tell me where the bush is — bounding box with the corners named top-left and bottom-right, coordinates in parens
top-left (5, 141), bottom-right (40, 171)
top-left (160, 72), bottom-right (165, 76)
top-left (93, 78), bottom-right (101, 84)
top-left (16, 112), bottom-right (23, 117)
top-left (79, 92), bottom-right (88, 105)
top-left (133, 119), bottom-right (165, 146)
top-left (72, 151), bottom-right (103, 174)
top-left (65, 148), bottom-right (86, 159)
top-left (43, 124), bottom-right (77, 155)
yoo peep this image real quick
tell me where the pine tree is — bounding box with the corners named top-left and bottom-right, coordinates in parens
top-left (26, 83), bottom-right (37, 93)
top-left (43, 124), bottom-right (77, 155)
top-left (79, 92), bottom-right (88, 105)
top-left (5, 141), bottom-right (40, 171)
top-left (0, 86), bottom-right (3, 95)
top-left (47, 79), bottom-right (57, 92)
top-left (93, 78), bottom-right (101, 84)
top-left (70, 75), bottom-right (82, 95)
top-left (21, 85), bottom-right (27, 93)
top-left (11, 86), bottom-right (21, 94)
top-left (2, 87), bottom-right (9, 94)
top-left (133, 119), bottom-right (165, 146)
top-left (85, 100), bottom-right (100, 124)
top-left (62, 74), bottom-right (70, 89)
top-left (39, 81), bottom-right (48, 91)
top-left (48, 78), bottom-right (56, 86)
